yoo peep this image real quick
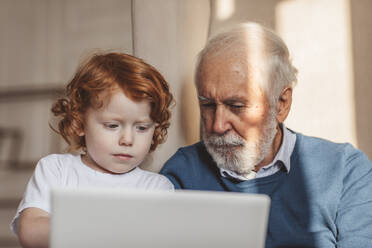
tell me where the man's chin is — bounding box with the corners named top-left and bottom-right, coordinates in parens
top-left (217, 162), bottom-right (255, 177)
top-left (209, 145), bottom-right (242, 154)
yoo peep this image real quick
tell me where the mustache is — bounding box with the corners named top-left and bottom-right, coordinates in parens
top-left (205, 133), bottom-right (245, 147)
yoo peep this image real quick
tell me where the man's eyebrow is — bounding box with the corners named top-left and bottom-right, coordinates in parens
top-left (224, 97), bottom-right (247, 104)
top-left (198, 95), bottom-right (248, 104)
top-left (197, 95), bottom-right (213, 101)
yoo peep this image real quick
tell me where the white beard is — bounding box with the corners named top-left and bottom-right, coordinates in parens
top-left (202, 109), bottom-right (278, 177)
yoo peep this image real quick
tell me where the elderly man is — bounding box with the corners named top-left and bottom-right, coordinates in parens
top-left (160, 23), bottom-right (372, 247)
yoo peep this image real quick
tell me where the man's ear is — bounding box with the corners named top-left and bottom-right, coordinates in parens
top-left (276, 87), bottom-right (292, 123)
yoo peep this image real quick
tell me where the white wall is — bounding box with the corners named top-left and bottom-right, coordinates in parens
top-left (132, 0), bottom-right (209, 171)
top-left (276, 0), bottom-right (357, 147)
top-left (0, 0), bottom-right (133, 165)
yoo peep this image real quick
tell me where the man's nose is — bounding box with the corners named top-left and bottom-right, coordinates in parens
top-left (119, 128), bottom-right (133, 146)
top-left (212, 105), bottom-right (232, 135)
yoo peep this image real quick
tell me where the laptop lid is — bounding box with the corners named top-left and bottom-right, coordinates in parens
top-left (50, 188), bottom-right (270, 248)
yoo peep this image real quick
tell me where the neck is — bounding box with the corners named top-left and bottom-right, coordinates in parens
top-left (254, 123), bottom-right (283, 172)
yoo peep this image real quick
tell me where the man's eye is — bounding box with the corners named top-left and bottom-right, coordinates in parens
top-left (227, 104), bottom-right (245, 113)
top-left (229, 104), bottom-right (245, 109)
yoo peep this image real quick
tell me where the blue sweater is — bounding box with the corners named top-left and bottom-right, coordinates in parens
top-left (160, 133), bottom-right (372, 248)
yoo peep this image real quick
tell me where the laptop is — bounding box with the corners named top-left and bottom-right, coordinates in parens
top-left (50, 188), bottom-right (270, 248)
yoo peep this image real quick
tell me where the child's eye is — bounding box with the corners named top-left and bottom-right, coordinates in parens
top-left (136, 122), bottom-right (154, 132)
top-left (104, 123), bottom-right (119, 129)
top-left (136, 125), bottom-right (148, 132)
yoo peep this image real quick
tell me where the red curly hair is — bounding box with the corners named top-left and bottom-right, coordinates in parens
top-left (51, 52), bottom-right (173, 152)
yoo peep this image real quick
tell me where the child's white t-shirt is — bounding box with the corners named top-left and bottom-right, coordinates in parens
top-left (10, 153), bottom-right (174, 234)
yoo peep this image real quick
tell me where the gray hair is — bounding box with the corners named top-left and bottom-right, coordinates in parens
top-left (195, 22), bottom-right (298, 106)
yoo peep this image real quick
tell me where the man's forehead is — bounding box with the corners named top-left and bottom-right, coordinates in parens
top-left (197, 80), bottom-right (253, 100)
top-left (198, 53), bottom-right (265, 82)
top-left (201, 52), bottom-right (249, 68)
top-left (197, 65), bottom-right (262, 90)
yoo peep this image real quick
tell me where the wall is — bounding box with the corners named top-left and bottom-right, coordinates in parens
top-left (0, 1), bottom-right (133, 246)
top-left (0, 0), bottom-right (133, 166)
top-left (276, 0), bottom-right (357, 148)
top-left (208, 0), bottom-right (372, 159)
top-left (132, 0), bottom-right (209, 171)
top-left (350, 0), bottom-right (372, 159)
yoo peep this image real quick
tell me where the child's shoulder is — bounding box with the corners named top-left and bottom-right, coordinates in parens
top-left (36, 153), bottom-right (80, 171)
top-left (133, 167), bottom-right (174, 190)
top-left (133, 167), bottom-right (167, 181)
top-left (39, 153), bottom-right (79, 163)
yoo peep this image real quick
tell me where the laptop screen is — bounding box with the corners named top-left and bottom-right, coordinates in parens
top-left (50, 188), bottom-right (270, 248)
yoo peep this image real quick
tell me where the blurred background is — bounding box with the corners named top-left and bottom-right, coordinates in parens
top-left (0, 0), bottom-right (371, 247)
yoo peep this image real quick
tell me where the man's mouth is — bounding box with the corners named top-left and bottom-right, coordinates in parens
top-left (211, 144), bottom-right (242, 149)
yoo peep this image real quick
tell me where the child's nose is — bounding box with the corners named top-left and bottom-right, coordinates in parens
top-left (119, 128), bottom-right (133, 146)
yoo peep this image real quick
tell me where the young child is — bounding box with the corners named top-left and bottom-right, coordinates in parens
top-left (10, 52), bottom-right (174, 248)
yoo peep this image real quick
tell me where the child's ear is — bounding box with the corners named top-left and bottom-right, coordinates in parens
top-left (77, 127), bottom-right (85, 137)
top-left (77, 119), bottom-right (85, 137)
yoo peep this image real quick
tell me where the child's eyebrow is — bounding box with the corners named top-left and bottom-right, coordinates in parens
top-left (99, 113), bottom-right (153, 123)
top-left (135, 119), bottom-right (154, 124)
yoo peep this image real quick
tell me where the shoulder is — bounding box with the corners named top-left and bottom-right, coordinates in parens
top-left (15, 154), bottom-right (79, 214)
top-left (134, 168), bottom-right (174, 191)
top-left (161, 142), bottom-right (212, 171)
top-left (294, 132), bottom-right (365, 159)
top-left (38, 153), bottom-right (79, 165)
top-left (293, 131), bottom-right (372, 174)
top-left (33, 153), bottom-right (84, 182)
top-left (160, 142), bottom-right (219, 189)
top-left (35, 153), bottom-right (78, 175)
